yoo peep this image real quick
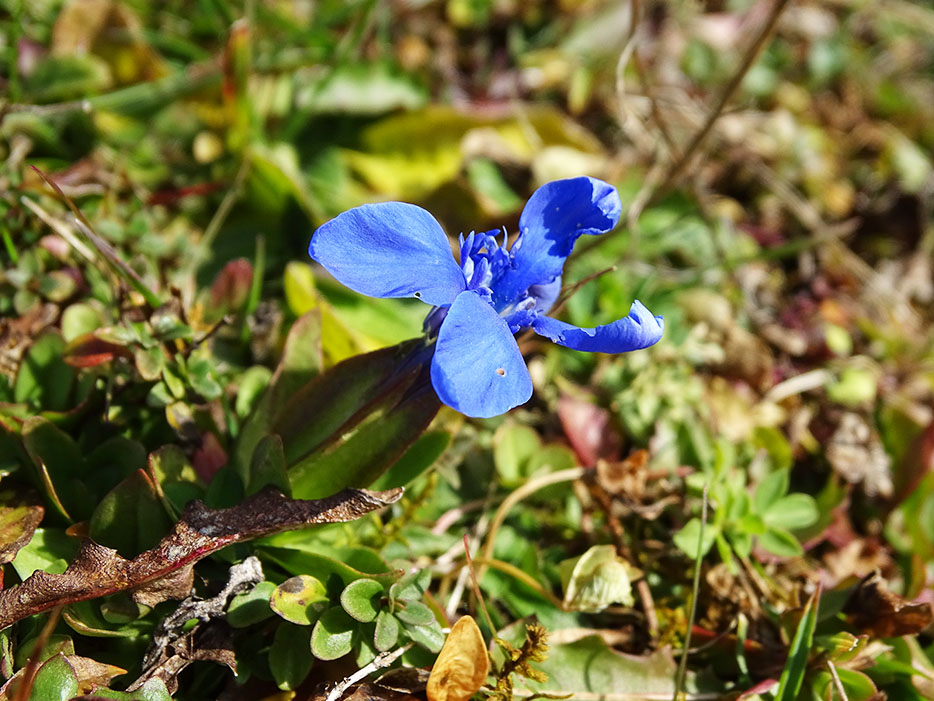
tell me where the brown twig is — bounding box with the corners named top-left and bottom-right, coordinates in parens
top-left (653, 0), bottom-right (793, 198)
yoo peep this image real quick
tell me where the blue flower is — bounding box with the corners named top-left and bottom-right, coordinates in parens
top-left (308, 176), bottom-right (663, 418)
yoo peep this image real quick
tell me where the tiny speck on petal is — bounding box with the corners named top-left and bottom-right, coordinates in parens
top-left (414, 291), bottom-right (422, 298)
top-left (496, 368), bottom-right (506, 376)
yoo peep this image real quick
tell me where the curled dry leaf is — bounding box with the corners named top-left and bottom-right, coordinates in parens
top-left (426, 615), bottom-right (488, 701)
top-left (0, 486), bottom-right (402, 629)
top-left (843, 571), bottom-right (934, 638)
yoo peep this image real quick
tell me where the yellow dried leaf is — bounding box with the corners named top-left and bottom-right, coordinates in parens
top-left (427, 615), bottom-right (488, 701)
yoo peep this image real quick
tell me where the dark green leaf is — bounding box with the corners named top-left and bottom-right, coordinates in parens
top-left (89, 470), bottom-right (172, 558)
top-left (14, 333), bottom-right (75, 411)
top-left (269, 622), bottom-right (314, 691)
top-left (368, 430), bottom-right (450, 491)
top-left (246, 434), bottom-right (291, 497)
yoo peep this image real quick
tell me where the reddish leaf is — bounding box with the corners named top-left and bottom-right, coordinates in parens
top-left (63, 334), bottom-right (131, 368)
top-left (558, 395), bottom-right (620, 467)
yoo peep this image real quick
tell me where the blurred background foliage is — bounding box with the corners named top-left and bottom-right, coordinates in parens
top-left (1, 0), bottom-right (933, 699)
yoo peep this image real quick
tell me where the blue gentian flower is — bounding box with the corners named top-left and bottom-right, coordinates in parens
top-left (308, 176), bottom-right (663, 418)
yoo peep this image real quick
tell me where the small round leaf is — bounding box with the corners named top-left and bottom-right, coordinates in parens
top-left (227, 580), bottom-right (277, 628)
top-left (340, 578), bottom-right (384, 623)
top-left (374, 610), bottom-right (400, 652)
top-left (396, 600), bottom-right (434, 627)
top-left (311, 607), bottom-right (356, 661)
top-left (270, 575), bottom-right (329, 626)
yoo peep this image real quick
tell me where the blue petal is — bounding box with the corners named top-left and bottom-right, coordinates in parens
top-left (527, 275), bottom-right (562, 314)
top-left (309, 202), bottom-right (466, 306)
top-left (430, 290), bottom-right (532, 418)
top-left (531, 301), bottom-right (664, 352)
top-left (494, 177), bottom-right (621, 305)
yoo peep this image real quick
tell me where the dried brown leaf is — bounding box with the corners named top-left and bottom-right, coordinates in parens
top-left (0, 486), bottom-right (402, 629)
top-left (844, 571), bottom-right (934, 638)
top-left (427, 616), bottom-right (488, 701)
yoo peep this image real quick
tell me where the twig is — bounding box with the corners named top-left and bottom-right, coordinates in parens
top-left (464, 537), bottom-right (499, 635)
top-left (826, 660), bottom-right (849, 701)
top-left (654, 0), bottom-right (793, 198)
top-left (674, 483), bottom-right (708, 701)
top-left (325, 643), bottom-right (413, 701)
top-left (12, 608), bottom-right (61, 701)
top-left (479, 467), bottom-right (588, 579)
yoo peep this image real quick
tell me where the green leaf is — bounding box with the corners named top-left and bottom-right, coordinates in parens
top-left (493, 423), bottom-right (541, 486)
top-left (10, 528), bottom-right (76, 579)
top-left (260, 545), bottom-right (396, 587)
top-left (270, 575), bottom-right (329, 626)
top-left (340, 578), bottom-right (384, 623)
top-left (148, 445), bottom-right (203, 518)
top-left (506, 633), bottom-right (679, 697)
top-left (374, 610), bottom-right (400, 652)
top-left (775, 588), bottom-right (819, 701)
top-left (246, 434), bottom-right (291, 497)
top-left (753, 469), bottom-right (789, 514)
top-left (89, 470), bottom-right (172, 558)
top-left (368, 430), bottom-right (450, 491)
top-left (269, 622), bottom-right (314, 691)
top-left (233, 310), bottom-right (323, 479)
top-left (395, 600), bottom-right (434, 627)
top-left (22, 416), bottom-right (92, 520)
top-left (311, 607), bottom-right (356, 660)
top-left (406, 617), bottom-right (445, 653)
top-left (283, 261), bottom-right (319, 317)
top-left (227, 580), bottom-right (277, 628)
top-left (763, 494), bottom-right (819, 531)
top-left (28, 653), bottom-right (78, 701)
top-left (673, 518), bottom-right (718, 559)
top-left (302, 62), bottom-right (427, 116)
top-left (235, 366), bottom-right (273, 419)
top-left (285, 343), bottom-right (441, 499)
top-left (758, 528), bottom-right (803, 557)
top-left (61, 303), bottom-right (104, 343)
top-left (389, 568), bottom-right (431, 603)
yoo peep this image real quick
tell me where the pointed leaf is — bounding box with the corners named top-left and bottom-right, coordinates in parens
top-left (89, 470), bottom-right (172, 558)
top-left (246, 434), bottom-right (290, 497)
top-left (775, 588), bottom-right (820, 701)
top-left (28, 653), bottom-right (78, 701)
